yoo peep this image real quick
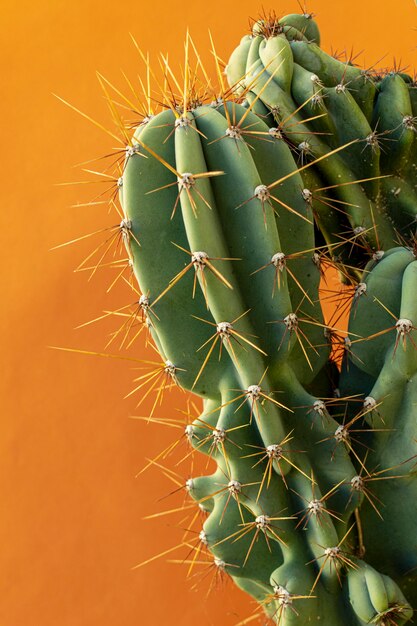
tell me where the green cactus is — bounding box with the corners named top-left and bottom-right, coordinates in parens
top-left (65, 9), bottom-right (417, 626)
top-left (116, 86), bottom-right (415, 620)
top-left (225, 11), bottom-right (417, 274)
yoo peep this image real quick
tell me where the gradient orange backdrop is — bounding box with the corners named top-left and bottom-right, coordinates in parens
top-left (1, 1), bottom-right (416, 625)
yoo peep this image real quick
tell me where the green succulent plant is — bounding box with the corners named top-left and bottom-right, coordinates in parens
top-left (66, 8), bottom-right (417, 625)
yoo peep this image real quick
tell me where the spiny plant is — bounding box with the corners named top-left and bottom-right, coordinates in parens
top-left (226, 8), bottom-right (417, 274)
top-left (58, 6), bottom-right (417, 625)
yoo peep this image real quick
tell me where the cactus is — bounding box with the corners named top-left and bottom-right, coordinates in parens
top-left (117, 68), bottom-right (414, 623)
top-left (226, 11), bottom-right (417, 273)
top-left (118, 97), bottom-right (413, 623)
top-left (64, 9), bottom-right (417, 626)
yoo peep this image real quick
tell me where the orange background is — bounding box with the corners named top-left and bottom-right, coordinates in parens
top-left (1, 1), bottom-right (416, 625)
